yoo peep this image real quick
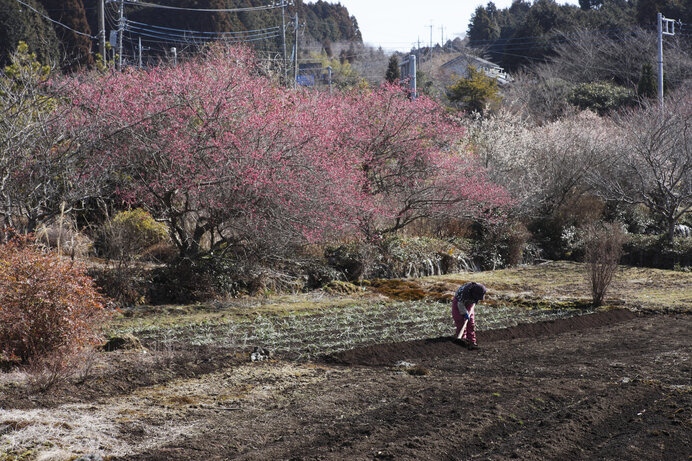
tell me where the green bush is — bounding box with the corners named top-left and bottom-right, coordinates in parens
top-left (568, 81), bottom-right (636, 114)
top-left (622, 234), bottom-right (692, 269)
top-left (102, 208), bottom-right (169, 261)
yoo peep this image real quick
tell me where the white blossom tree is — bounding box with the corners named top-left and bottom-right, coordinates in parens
top-left (589, 94), bottom-right (692, 240)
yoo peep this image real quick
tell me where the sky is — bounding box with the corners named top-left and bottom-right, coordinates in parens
top-left (335, 0), bottom-right (579, 52)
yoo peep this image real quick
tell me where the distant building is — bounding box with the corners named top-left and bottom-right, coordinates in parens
top-left (440, 54), bottom-right (512, 86)
top-left (297, 62), bottom-right (325, 87)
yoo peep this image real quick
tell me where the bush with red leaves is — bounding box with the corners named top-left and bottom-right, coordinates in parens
top-left (0, 236), bottom-right (109, 365)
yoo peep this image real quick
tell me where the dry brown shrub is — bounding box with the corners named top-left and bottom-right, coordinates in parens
top-left (35, 217), bottom-right (93, 259)
top-left (0, 236), bottom-right (109, 368)
top-left (583, 222), bottom-right (627, 307)
top-left (23, 352), bottom-right (73, 393)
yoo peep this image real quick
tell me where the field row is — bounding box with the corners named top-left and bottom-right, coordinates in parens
top-left (117, 302), bottom-right (595, 360)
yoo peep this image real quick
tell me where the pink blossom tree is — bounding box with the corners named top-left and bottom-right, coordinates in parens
top-left (66, 46), bottom-right (511, 261)
top-left (338, 84), bottom-right (511, 238)
top-left (68, 47), bottom-right (369, 259)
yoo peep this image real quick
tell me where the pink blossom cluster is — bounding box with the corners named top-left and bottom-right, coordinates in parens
top-left (63, 46), bottom-right (511, 257)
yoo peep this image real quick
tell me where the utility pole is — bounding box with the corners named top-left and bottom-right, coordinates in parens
top-left (118, 0), bottom-right (124, 70)
top-left (138, 36), bottom-right (142, 68)
top-left (657, 12), bottom-right (676, 108)
top-left (294, 12), bottom-right (298, 90)
top-left (327, 66), bottom-right (332, 94)
top-left (399, 55), bottom-right (417, 100)
top-left (429, 23), bottom-right (433, 60)
top-left (171, 47), bottom-right (177, 66)
top-left (410, 54), bottom-right (417, 99)
top-left (281, 0), bottom-right (287, 85)
top-left (440, 25), bottom-right (444, 48)
top-left (98, 0), bottom-right (106, 67)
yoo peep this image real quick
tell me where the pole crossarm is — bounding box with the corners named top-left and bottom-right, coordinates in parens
top-left (661, 16), bottom-right (676, 36)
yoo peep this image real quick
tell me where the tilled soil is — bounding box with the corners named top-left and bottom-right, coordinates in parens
top-left (2, 310), bottom-right (690, 460)
top-left (119, 310), bottom-right (690, 460)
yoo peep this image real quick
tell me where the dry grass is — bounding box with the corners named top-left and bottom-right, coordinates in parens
top-left (0, 362), bottom-right (335, 460)
top-left (432, 261), bottom-right (692, 312)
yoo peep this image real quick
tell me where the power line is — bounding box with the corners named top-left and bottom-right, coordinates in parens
top-left (120, 0), bottom-right (281, 13)
top-left (125, 22), bottom-right (280, 42)
top-left (125, 18), bottom-right (280, 36)
top-left (104, 4), bottom-right (282, 51)
top-left (466, 25), bottom-right (657, 47)
top-left (11, 0), bottom-right (96, 39)
top-left (124, 25), bottom-right (280, 43)
top-left (123, 31), bottom-right (280, 47)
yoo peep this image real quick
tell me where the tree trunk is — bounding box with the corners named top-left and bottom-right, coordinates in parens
top-left (667, 218), bottom-right (676, 242)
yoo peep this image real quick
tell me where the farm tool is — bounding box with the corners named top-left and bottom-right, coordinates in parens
top-left (456, 317), bottom-right (468, 341)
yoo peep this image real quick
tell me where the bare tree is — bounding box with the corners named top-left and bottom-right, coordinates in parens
top-left (504, 28), bottom-right (692, 122)
top-left (583, 222), bottom-right (626, 307)
top-left (589, 92), bottom-right (692, 240)
top-left (544, 28), bottom-right (692, 90)
top-left (0, 44), bottom-right (99, 232)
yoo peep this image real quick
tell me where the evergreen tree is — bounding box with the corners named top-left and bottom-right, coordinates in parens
top-left (637, 63), bottom-right (657, 99)
top-left (636, 0), bottom-right (665, 25)
top-left (0, 0), bottom-right (59, 67)
top-left (448, 66), bottom-right (501, 115)
top-left (468, 6), bottom-right (500, 44)
top-left (385, 55), bottom-right (400, 84)
top-left (579, 0), bottom-right (603, 10)
top-left (37, 0), bottom-right (92, 71)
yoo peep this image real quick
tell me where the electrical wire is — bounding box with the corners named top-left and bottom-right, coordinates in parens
top-left (123, 31), bottom-right (280, 47)
top-left (125, 23), bottom-right (280, 42)
top-left (120, 0), bottom-right (281, 13)
top-left (11, 0), bottom-right (96, 38)
top-left (105, 2), bottom-right (283, 49)
top-left (125, 18), bottom-right (280, 36)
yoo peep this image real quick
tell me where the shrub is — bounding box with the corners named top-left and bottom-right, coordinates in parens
top-left (622, 234), bottom-right (692, 269)
top-left (35, 216), bottom-right (93, 258)
top-left (469, 222), bottom-right (532, 270)
top-left (582, 222), bottom-right (627, 306)
top-left (0, 236), bottom-right (109, 365)
top-left (102, 208), bottom-right (169, 262)
top-left (148, 258), bottom-right (221, 304)
top-left (325, 243), bottom-right (373, 281)
top-left (568, 81), bottom-right (636, 115)
top-left (89, 265), bottom-right (151, 307)
top-left (94, 209), bottom-right (170, 307)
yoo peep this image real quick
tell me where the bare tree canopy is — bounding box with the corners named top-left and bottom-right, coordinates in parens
top-left (589, 92), bottom-right (692, 240)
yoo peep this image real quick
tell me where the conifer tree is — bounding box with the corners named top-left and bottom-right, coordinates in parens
top-left (637, 63), bottom-right (657, 99)
top-left (37, 0), bottom-right (93, 70)
top-left (0, 0), bottom-right (59, 67)
top-left (448, 66), bottom-right (501, 115)
top-left (385, 55), bottom-right (400, 84)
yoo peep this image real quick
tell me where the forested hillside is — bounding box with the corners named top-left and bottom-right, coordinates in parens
top-left (0, 0), bottom-right (60, 66)
top-left (0, 0), bottom-right (361, 69)
top-left (467, 0), bottom-right (692, 71)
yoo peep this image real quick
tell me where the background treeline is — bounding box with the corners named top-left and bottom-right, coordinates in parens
top-left (0, 0), bottom-right (362, 70)
top-left (467, 0), bottom-right (692, 71)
